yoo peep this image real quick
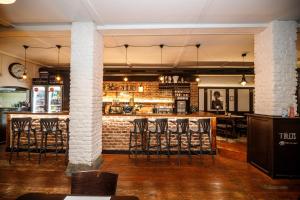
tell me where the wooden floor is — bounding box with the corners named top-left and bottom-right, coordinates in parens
top-left (1, 145), bottom-right (300, 200)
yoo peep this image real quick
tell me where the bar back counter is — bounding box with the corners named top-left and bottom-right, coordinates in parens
top-left (247, 114), bottom-right (300, 178)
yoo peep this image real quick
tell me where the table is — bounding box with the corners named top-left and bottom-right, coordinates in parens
top-left (16, 193), bottom-right (139, 200)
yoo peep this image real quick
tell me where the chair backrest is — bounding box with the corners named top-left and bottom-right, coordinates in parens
top-left (198, 119), bottom-right (211, 133)
top-left (155, 118), bottom-right (168, 133)
top-left (71, 171), bottom-right (118, 196)
top-left (133, 118), bottom-right (148, 133)
top-left (176, 118), bottom-right (189, 133)
top-left (11, 117), bottom-right (32, 132)
top-left (40, 118), bottom-right (59, 132)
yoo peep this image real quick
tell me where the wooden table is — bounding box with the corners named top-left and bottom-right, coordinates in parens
top-left (16, 193), bottom-right (139, 200)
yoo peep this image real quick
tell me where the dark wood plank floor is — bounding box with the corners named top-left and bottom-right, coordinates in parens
top-left (1, 145), bottom-right (300, 200)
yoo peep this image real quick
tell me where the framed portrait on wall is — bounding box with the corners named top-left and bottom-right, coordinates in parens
top-left (207, 89), bottom-right (226, 111)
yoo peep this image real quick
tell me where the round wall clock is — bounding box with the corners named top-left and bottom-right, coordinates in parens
top-left (8, 63), bottom-right (25, 79)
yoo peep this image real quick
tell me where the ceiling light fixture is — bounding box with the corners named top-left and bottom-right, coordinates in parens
top-left (195, 77), bottom-right (201, 82)
top-left (123, 77), bottom-right (128, 82)
top-left (55, 45), bottom-right (62, 82)
top-left (22, 45), bottom-right (29, 80)
top-left (0, 0), bottom-right (16, 4)
top-left (240, 53), bottom-right (248, 86)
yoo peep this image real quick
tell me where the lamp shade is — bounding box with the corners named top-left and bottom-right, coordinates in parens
top-left (0, 0), bottom-right (16, 4)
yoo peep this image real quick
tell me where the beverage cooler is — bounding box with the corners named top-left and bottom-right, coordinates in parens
top-left (31, 85), bottom-right (63, 113)
top-left (47, 85), bottom-right (63, 112)
top-left (32, 86), bottom-right (46, 112)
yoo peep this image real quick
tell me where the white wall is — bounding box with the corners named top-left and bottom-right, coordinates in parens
top-left (197, 75), bottom-right (254, 87)
top-left (254, 21), bottom-right (297, 116)
top-left (0, 53), bottom-right (40, 89)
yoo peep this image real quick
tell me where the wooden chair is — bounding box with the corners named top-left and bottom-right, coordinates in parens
top-left (71, 171), bottom-right (118, 196)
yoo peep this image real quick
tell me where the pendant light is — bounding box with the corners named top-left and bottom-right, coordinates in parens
top-left (22, 45), bottom-right (29, 80)
top-left (159, 44), bottom-right (164, 82)
top-left (123, 44), bottom-right (129, 82)
top-left (55, 45), bottom-right (62, 82)
top-left (0, 0), bottom-right (16, 4)
top-left (195, 44), bottom-right (201, 82)
top-left (240, 53), bottom-right (248, 86)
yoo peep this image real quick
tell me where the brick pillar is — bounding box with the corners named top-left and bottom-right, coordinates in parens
top-left (67, 22), bottom-right (103, 174)
top-left (254, 21), bottom-right (298, 116)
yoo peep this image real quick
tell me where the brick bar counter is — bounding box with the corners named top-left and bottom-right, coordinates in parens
top-left (6, 112), bottom-right (217, 154)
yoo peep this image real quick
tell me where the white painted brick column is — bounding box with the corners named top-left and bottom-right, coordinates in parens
top-left (67, 22), bottom-right (103, 172)
top-left (254, 21), bottom-right (298, 116)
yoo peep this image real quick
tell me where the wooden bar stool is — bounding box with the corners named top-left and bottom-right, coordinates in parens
top-left (9, 117), bottom-right (38, 163)
top-left (39, 118), bottom-right (64, 164)
top-left (190, 118), bottom-right (212, 155)
top-left (128, 118), bottom-right (148, 157)
top-left (147, 118), bottom-right (169, 157)
top-left (168, 118), bottom-right (191, 160)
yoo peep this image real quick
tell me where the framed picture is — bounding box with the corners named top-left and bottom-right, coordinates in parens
top-left (207, 89), bottom-right (226, 111)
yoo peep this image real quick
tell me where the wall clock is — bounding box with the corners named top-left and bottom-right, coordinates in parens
top-left (8, 63), bottom-right (25, 79)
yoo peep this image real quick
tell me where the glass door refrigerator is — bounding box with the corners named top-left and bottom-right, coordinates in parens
top-left (47, 85), bottom-right (63, 112)
top-left (32, 86), bottom-right (46, 112)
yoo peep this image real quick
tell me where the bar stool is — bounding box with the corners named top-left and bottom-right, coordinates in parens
top-left (168, 118), bottom-right (191, 159)
top-left (9, 117), bottom-right (38, 163)
top-left (39, 118), bottom-right (64, 164)
top-left (147, 118), bottom-right (169, 157)
top-left (64, 118), bottom-right (70, 165)
top-left (190, 118), bottom-right (212, 155)
top-left (128, 118), bottom-right (148, 157)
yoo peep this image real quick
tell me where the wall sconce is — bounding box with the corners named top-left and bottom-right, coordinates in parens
top-left (195, 77), bottom-right (201, 82)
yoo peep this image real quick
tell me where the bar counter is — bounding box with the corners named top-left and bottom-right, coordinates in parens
top-left (6, 112), bottom-right (217, 153)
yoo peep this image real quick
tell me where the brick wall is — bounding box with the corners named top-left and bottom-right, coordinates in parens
top-left (104, 81), bottom-right (199, 110)
top-left (254, 21), bottom-right (298, 115)
top-left (190, 82), bottom-right (199, 109)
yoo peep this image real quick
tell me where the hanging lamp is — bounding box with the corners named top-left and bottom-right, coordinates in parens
top-left (240, 53), bottom-right (248, 86)
top-left (22, 45), bottom-right (29, 80)
top-left (0, 0), bottom-right (16, 4)
top-left (159, 44), bottom-right (164, 82)
top-left (55, 45), bottom-right (62, 82)
top-left (195, 44), bottom-right (201, 82)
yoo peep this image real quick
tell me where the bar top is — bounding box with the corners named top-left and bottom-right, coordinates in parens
top-left (6, 111), bottom-right (246, 118)
top-left (6, 111), bottom-right (69, 115)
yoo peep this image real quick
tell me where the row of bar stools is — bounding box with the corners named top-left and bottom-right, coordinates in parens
top-left (39, 118), bottom-right (64, 164)
top-left (128, 118), bottom-right (212, 159)
top-left (128, 118), bottom-right (148, 157)
top-left (9, 117), bottom-right (38, 163)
